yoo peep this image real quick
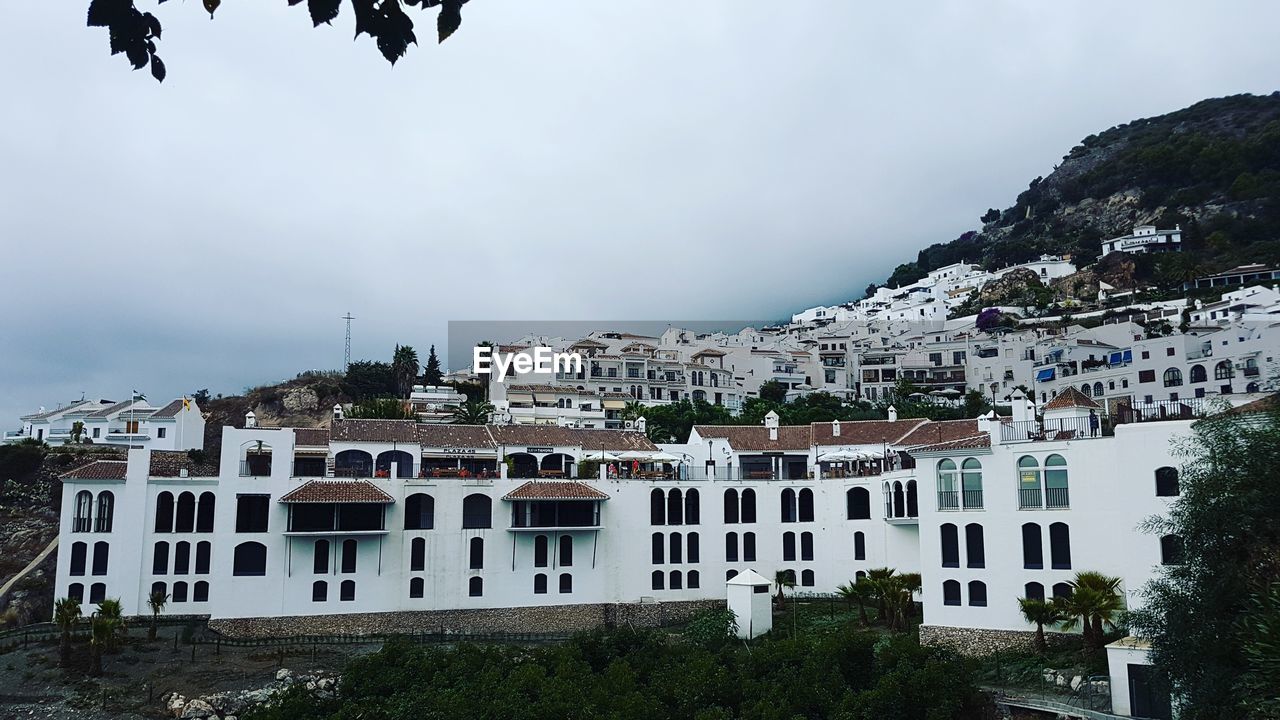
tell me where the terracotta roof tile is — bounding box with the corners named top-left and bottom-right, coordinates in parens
top-left (22, 399), bottom-right (99, 421)
top-left (503, 481), bottom-right (610, 501)
top-left (86, 399), bottom-right (141, 419)
top-left (292, 428), bottom-right (331, 447)
top-left (894, 419), bottom-right (981, 448)
top-left (691, 425), bottom-right (811, 452)
top-left (417, 424), bottom-right (496, 449)
top-left (329, 419), bottom-right (419, 443)
top-left (279, 480), bottom-right (394, 504)
top-left (1043, 387), bottom-right (1102, 411)
top-left (150, 399), bottom-right (188, 419)
top-left (148, 450), bottom-right (220, 478)
top-left (906, 434), bottom-right (992, 453)
top-left (811, 419), bottom-right (927, 446)
top-left (61, 460), bottom-right (128, 480)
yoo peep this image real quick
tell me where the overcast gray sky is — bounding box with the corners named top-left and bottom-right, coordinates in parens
top-left (2, 1), bottom-right (1279, 421)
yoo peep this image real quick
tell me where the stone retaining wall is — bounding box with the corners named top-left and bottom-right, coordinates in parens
top-left (209, 599), bottom-right (725, 638)
top-left (919, 624), bottom-right (1075, 656)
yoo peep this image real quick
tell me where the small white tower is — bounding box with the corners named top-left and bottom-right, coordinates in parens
top-left (726, 569), bottom-right (773, 639)
top-left (831, 419), bottom-right (841, 437)
top-left (888, 405), bottom-right (898, 422)
top-left (764, 410), bottom-right (780, 441)
top-left (333, 404), bottom-right (344, 422)
top-left (636, 416), bottom-right (647, 434)
top-left (244, 411), bottom-right (257, 429)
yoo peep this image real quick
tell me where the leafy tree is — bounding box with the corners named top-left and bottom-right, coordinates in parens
top-left (681, 609), bottom-right (738, 650)
top-left (981, 208), bottom-right (1001, 223)
top-left (1018, 598), bottom-right (1064, 653)
top-left (758, 380), bottom-right (788, 404)
top-left (346, 397), bottom-right (416, 420)
top-left (449, 398), bottom-right (494, 425)
top-left (1239, 582), bottom-right (1280, 720)
top-left (392, 344), bottom-right (421, 397)
top-left (54, 597), bottom-right (81, 668)
top-left (773, 569), bottom-right (796, 609)
top-left (342, 360), bottom-right (396, 400)
top-left (191, 389), bottom-right (211, 405)
top-left (975, 307), bottom-right (1002, 332)
top-left (423, 345), bottom-right (444, 386)
top-left (146, 589), bottom-right (169, 641)
top-left (1129, 404), bottom-right (1280, 720)
top-left (85, 0), bottom-right (473, 83)
top-left (0, 439), bottom-right (47, 483)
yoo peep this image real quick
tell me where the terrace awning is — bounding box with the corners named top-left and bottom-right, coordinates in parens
top-left (1036, 368), bottom-right (1056, 382)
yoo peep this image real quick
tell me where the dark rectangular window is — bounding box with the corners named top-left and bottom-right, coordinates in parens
top-left (1138, 369), bottom-right (1156, 383)
top-left (235, 495), bottom-right (270, 533)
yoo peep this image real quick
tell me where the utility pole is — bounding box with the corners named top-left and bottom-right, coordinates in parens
top-left (341, 313), bottom-right (355, 371)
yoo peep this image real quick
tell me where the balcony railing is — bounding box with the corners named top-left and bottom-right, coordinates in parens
top-left (1112, 398), bottom-right (1208, 425)
top-left (1019, 487), bottom-right (1070, 509)
top-left (937, 490), bottom-right (959, 510)
top-left (962, 489), bottom-right (984, 510)
top-left (1046, 487), bottom-right (1070, 508)
top-left (1018, 488), bottom-right (1042, 509)
top-left (1000, 417), bottom-right (1108, 443)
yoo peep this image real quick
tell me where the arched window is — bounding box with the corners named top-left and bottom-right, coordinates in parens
top-left (340, 579), bottom-right (355, 601)
top-left (937, 459), bottom-right (959, 510)
top-left (800, 532), bottom-right (814, 561)
top-left (651, 533), bottom-right (664, 564)
top-left (468, 577), bottom-right (483, 597)
top-left (783, 531), bottom-right (796, 562)
top-left (411, 537), bottom-right (426, 572)
top-left (688, 570), bottom-right (700, 589)
top-left (1045, 454), bottom-right (1069, 508)
top-left (469, 537), bottom-right (484, 570)
top-left (232, 542), bottom-right (267, 576)
top-left (1215, 360), bottom-right (1234, 380)
top-left (151, 581), bottom-right (167, 600)
top-left (195, 542), bottom-right (211, 574)
top-left (559, 573), bottom-right (573, 593)
top-left (335, 449), bottom-right (372, 477)
top-left (725, 532), bottom-right (739, 562)
top-left (175, 492), bottom-right (196, 533)
top-left (961, 458), bottom-right (983, 509)
top-left (687, 532), bottom-right (700, 563)
top-left (312, 581), bottom-right (327, 602)
top-left (1248, 381), bottom-right (1261, 393)
top-left (193, 581), bottom-right (208, 602)
top-left (410, 577), bottom-right (424, 598)
top-left (942, 579), bottom-right (961, 606)
top-left (68, 583), bottom-right (84, 603)
top-left (740, 489), bottom-right (757, 523)
top-left (650, 489), bottom-right (665, 525)
top-left (1018, 456), bottom-right (1042, 509)
top-left (669, 532), bottom-right (683, 564)
top-left (853, 531), bottom-right (865, 561)
top-left (940, 524), bottom-right (959, 568)
top-left (743, 532), bottom-right (756, 561)
top-left (376, 449), bottom-right (415, 478)
top-left (1163, 368), bottom-right (1183, 387)
top-left (92, 541), bottom-right (109, 575)
top-left (174, 541), bottom-right (190, 575)
top-left (94, 492), bottom-right (114, 532)
top-left (533, 573), bottom-right (548, 594)
top-left (342, 539), bottom-right (358, 573)
top-left (964, 523), bottom-right (985, 568)
top-left (172, 581), bottom-right (188, 603)
top-left (780, 488), bottom-right (797, 523)
top-left (1160, 534), bottom-right (1184, 565)
top-left (1024, 582), bottom-right (1045, 601)
top-left (314, 539), bottom-right (330, 574)
top-left (968, 580), bottom-right (987, 607)
top-left (559, 535), bottom-right (573, 567)
top-left (70, 541), bottom-right (87, 576)
top-left (1052, 582), bottom-right (1072, 600)
top-left (534, 535), bottom-right (549, 568)
top-left (723, 489), bottom-right (739, 524)
top-left (405, 493), bottom-right (435, 530)
top-left (726, 569), bottom-right (738, 582)
top-left (152, 541), bottom-right (169, 575)
top-left (73, 491), bottom-right (92, 533)
top-left (195, 492), bottom-right (215, 533)
top-left (1190, 364), bottom-right (1207, 383)
top-left (89, 583), bottom-right (106, 604)
top-left (1080, 383), bottom-right (1092, 397)
top-left (1093, 382), bottom-right (1104, 397)
top-left (685, 489), bottom-right (700, 525)
top-left (883, 482), bottom-right (892, 518)
top-left (1155, 467), bottom-right (1180, 497)
top-left (667, 489), bottom-right (684, 526)
top-left (461, 494), bottom-right (492, 529)
top-left (154, 491), bottom-right (174, 533)
top-left (798, 489), bottom-right (814, 522)
top-left (801, 569), bottom-right (815, 587)
top-left (846, 487), bottom-right (870, 520)
top-left (892, 481), bottom-right (905, 518)
top-left (906, 480), bottom-right (918, 517)
top-left (1049, 522), bottom-right (1071, 570)
top-left (651, 570), bottom-right (665, 590)
top-left (1022, 522), bottom-right (1043, 569)
top-left (855, 570), bottom-right (866, 581)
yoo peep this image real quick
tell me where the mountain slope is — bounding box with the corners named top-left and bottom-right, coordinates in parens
top-left (879, 92), bottom-right (1280, 292)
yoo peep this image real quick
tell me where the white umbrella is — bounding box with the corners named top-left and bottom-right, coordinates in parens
top-left (648, 451), bottom-right (683, 463)
top-left (582, 450), bottom-right (619, 461)
top-left (616, 450), bottom-right (654, 461)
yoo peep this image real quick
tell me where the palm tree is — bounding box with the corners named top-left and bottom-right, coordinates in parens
top-left (450, 398), bottom-right (495, 425)
top-left (865, 567), bottom-right (897, 627)
top-left (54, 597), bottom-right (81, 667)
top-left (95, 598), bottom-right (126, 651)
top-left (1072, 571), bottom-right (1124, 641)
top-left (621, 401), bottom-right (646, 422)
top-left (836, 579), bottom-right (875, 627)
top-left (773, 570), bottom-right (796, 609)
top-left (895, 572), bottom-right (922, 628)
top-left (146, 589), bottom-right (169, 640)
top-left (1018, 598), bottom-right (1063, 654)
top-left (88, 601), bottom-right (124, 677)
top-left (1057, 572), bottom-right (1124, 654)
top-left (392, 344), bottom-right (421, 397)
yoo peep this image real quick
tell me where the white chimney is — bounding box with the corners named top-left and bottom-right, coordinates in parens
top-left (245, 411), bottom-right (257, 429)
top-left (887, 405), bottom-right (898, 422)
top-left (333, 404), bottom-right (344, 422)
top-left (831, 420), bottom-right (841, 437)
top-left (764, 410), bottom-right (779, 441)
top-left (636, 417), bottom-right (647, 434)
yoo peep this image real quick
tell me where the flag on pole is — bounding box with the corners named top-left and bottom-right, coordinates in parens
top-left (182, 396), bottom-right (191, 412)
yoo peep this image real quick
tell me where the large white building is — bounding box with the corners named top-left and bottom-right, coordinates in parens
top-left (1100, 225), bottom-right (1183, 257)
top-left (7, 396), bottom-right (205, 450)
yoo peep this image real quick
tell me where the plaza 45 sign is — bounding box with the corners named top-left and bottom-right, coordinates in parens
top-left (426, 446), bottom-right (478, 455)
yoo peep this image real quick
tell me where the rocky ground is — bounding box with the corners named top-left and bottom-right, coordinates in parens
top-left (0, 509), bottom-right (60, 627)
top-left (0, 631), bottom-right (359, 719)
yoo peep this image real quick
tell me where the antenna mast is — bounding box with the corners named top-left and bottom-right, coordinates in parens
top-left (341, 313), bottom-right (355, 370)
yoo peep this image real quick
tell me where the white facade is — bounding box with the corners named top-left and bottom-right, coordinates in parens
top-left (7, 396), bottom-right (204, 450)
top-left (1101, 225), bottom-right (1183, 257)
